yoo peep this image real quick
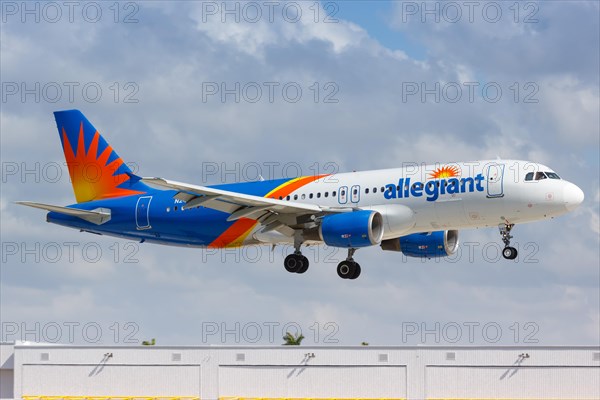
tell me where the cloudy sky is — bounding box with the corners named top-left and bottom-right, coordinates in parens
top-left (1, 1), bottom-right (598, 346)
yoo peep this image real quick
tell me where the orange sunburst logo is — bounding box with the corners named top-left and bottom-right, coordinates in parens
top-left (429, 165), bottom-right (460, 179)
top-left (62, 122), bottom-right (143, 203)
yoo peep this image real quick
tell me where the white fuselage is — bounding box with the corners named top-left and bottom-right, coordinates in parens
top-left (250, 159), bottom-right (584, 245)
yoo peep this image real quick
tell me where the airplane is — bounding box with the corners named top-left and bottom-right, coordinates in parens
top-left (18, 110), bottom-right (585, 280)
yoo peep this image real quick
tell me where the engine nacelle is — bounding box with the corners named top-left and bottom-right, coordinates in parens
top-left (319, 210), bottom-right (384, 248)
top-left (381, 230), bottom-right (459, 258)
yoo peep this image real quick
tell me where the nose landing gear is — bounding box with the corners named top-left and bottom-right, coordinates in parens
top-left (499, 223), bottom-right (518, 260)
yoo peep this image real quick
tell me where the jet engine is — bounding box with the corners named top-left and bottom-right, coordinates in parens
top-left (319, 210), bottom-right (384, 248)
top-left (381, 230), bottom-right (459, 258)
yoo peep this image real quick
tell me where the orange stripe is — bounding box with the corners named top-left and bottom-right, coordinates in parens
top-left (208, 218), bottom-right (257, 248)
top-left (208, 174), bottom-right (329, 248)
top-left (266, 174), bottom-right (328, 199)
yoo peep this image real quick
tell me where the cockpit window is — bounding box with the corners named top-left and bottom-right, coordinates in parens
top-left (526, 171), bottom-right (561, 181)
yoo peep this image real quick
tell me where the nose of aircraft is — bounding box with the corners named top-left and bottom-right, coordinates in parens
top-left (563, 182), bottom-right (584, 211)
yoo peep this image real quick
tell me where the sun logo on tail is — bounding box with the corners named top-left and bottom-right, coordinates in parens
top-left (61, 122), bottom-right (144, 203)
top-left (429, 165), bottom-right (460, 179)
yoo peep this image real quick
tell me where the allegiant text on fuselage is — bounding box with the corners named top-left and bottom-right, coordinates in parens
top-left (384, 174), bottom-right (486, 202)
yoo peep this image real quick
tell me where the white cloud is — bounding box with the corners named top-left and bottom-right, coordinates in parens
top-left (539, 76), bottom-right (600, 145)
top-left (188, 2), bottom-right (370, 57)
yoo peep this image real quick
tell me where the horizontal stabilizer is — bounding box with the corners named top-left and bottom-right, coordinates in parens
top-left (16, 201), bottom-right (111, 225)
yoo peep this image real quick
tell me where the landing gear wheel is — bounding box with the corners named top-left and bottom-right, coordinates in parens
top-left (296, 256), bottom-right (309, 274)
top-left (502, 246), bottom-right (518, 260)
top-left (337, 260), bottom-right (357, 279)
top-left (337, 248), bottom-right (362, 280)
top-left (284, 254), bottom-right (309, 273)
top-left (350, 263), bottom-right (361, 280)
top-left (284, 254), bottom-right (300, 273)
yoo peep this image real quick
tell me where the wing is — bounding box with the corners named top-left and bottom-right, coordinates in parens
top-left (142, 177), bottom-right (341, 236)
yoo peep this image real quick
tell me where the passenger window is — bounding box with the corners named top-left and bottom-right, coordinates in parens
top-left (525, 172), bottom-right (534, 181)
top-left (317, 193), bottom-right (321, 198)
top-left (373, 187), bottom-right (377, 193)
top-left (380, 187), bottom-right (385, 192)
top-left (309, 193), bottom-right (313, 199)
top-left (332, 191), bottom-right (336, 196)
top-left (325, 192), bottom-right (329, 198)
top-left (301, 194), bottom-right (306, 200)
top-left (341, 190), bottom-right (346, 196)
top-left (353, 189), bottom-right (358, 195)
top-left (293, 194), bottom-right (298, 200)
top-left (365, 188), bottom-right (369, 194)
top-left (286, 196), bottom-right (290, 201)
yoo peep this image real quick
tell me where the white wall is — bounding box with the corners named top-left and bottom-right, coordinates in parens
top-left (219, 365), bottom-right (407, 398)
top-left (427, 366), bottom-right (600, 400)
top-left (21, 365), bottom-right (200, 397)
top-left (5, 344), bottom-right (600, 400)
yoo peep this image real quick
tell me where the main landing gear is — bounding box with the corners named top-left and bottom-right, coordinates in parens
top-left (284, 247), bottom-right (362, 279)
top-left (499, 223), bottom-right (518, 260)
top-left (284, 252), bottom-right (309, 274)
top-left (284, 238), bottom-right (309, 274)
top-left (337, 248), bottom-right (361, 280)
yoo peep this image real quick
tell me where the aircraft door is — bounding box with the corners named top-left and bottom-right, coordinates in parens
top-left (136, 195), bottom-right (152, 229)
top-left (487, 163), bottom-right (505, 198)
top-left (338, 186), bottom-right (348, 204)
top-left (351, 185), bottom-right (360, 203)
